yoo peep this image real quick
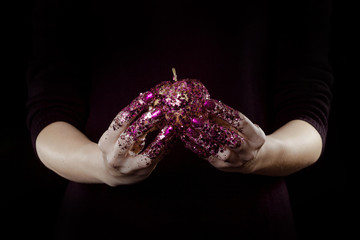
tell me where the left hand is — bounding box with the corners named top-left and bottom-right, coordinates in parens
top-left (181, 99), bottom-right (266, 173)
top-left (98, 91), bottom-right (175, 185)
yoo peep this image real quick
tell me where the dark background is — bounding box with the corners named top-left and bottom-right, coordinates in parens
top-left (1, 0), bottom-right (356, 239)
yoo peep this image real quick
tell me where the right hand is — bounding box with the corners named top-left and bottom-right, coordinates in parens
top-left (98, 91), bottom-right (174, 186)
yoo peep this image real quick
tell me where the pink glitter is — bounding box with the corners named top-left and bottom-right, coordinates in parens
top-left (150, 78), bottom-right (210, 130)
top-left (116, 70), bottom-right (244, 160)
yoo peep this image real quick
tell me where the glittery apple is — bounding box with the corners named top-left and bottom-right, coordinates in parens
top-left (150, 78), bottom-right (211, 130)
top-left (114, 68), bottom-right (243, 160)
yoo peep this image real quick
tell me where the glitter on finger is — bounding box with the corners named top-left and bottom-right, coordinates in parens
top-left (206, 99), bottom-right (245, 132)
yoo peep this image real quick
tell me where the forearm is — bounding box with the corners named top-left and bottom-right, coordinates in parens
top-left (251, 120), bottom-right (322, 176)
top-left (36, 121), bottom-right (105, 183)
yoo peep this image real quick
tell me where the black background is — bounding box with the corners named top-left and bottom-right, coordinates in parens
top-left (1, 0), bottom-right (357, 239)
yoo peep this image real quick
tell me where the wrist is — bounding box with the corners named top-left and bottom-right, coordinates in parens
top-left (249, 120), bottom-right (322, 176)
top-left (248, 134), bottom-right (287, 176)
top-left (77, 141), bottom-right (107, 184)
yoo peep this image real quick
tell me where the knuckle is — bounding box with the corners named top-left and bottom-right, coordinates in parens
top-left (216, 148), bottom-right (231, 161)
top-left (246, 151), bottom-right (257, 162)
top-left (98, 142), bottom-right (106, 152)
top-left (258, 128), bottom-right (266, 141)
top-left (254, 131), bottom-right (266, 147)
top-left (241, 118), bottom-right (249, 128)
top-left (105, 156), bottom-right (121, 170)
top-left (235, 150), bottom-right (256, 163)
top-left (117, 167), bottom-right (132, 175)
top-left (136, 157), bottom-right (154, 169)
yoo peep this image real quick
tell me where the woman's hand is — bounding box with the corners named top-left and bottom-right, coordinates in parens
top-left (98, 91), bottom-right (175, 185)
top-left (35, 91), bottom-right (174, 186)
top-left (181, 99), bottom-right (323, 175)
top-left (181, 99), bottom-right (266, 173)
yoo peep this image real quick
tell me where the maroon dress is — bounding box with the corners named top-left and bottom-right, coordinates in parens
top-left (26, 0), bottom-right (333, 239)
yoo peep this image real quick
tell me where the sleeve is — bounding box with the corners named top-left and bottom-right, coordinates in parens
top-left (26, 0), bottom-right (91, 152)
top-left (271, 0), bottom-right (334, 151)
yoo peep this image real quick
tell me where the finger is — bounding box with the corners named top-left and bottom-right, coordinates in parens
top-left (205, 99), bottom-right (264, 142)
top-left (115, 107), bottom-right (163, 156)
top-left (99, 91), bottom-right (154, 152)
top-left (190, 117), bottom-right (243, 149)
top-left (207, 148), bottom-right (233, 168)
top-left (204, 99), bottom-right (244, 132)
top-left (105, 91), bottom-right (155, 138)
top-left (136, 125), bottom-right (175, 168)
top-left (181, 132), bottom-right (211, 159)
top-left (181, 127), bottom-right (227, 160)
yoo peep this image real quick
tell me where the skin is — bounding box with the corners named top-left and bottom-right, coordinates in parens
top-left (36, 93), bottom-right (322, 186)
top-left (36, 91), bottom-right (175, 186)
top-left (190, 99), bottom-right (322, 175)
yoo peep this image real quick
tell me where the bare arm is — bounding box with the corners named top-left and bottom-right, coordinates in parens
top-left (249, 119), bottom-right (322, 176)
top-left (36, 121), bottom-right (104, 183)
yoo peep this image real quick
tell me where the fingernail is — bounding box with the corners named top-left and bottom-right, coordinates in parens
top-left (144, 91), bottom-right (154, 103)
top-left (217, 147), bottom-right (231, 161)
top-left (204, 99), bottom-right (215, 110)
top-left (164, 125), bottom-right (174, 137)
top-left (151, 109), bottom-right (162, 119)
top-left (191, 117), bottom-right (204, 127)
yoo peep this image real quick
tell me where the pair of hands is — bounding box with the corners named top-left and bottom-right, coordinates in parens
top-left (98, 91), bottom-right (266, 185)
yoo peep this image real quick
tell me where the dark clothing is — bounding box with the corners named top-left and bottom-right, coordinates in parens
top-left (26, 0), bottom-right (333, 239)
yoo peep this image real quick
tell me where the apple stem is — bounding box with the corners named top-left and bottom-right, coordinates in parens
top-left (172, 67), bottom-right (178, 82)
